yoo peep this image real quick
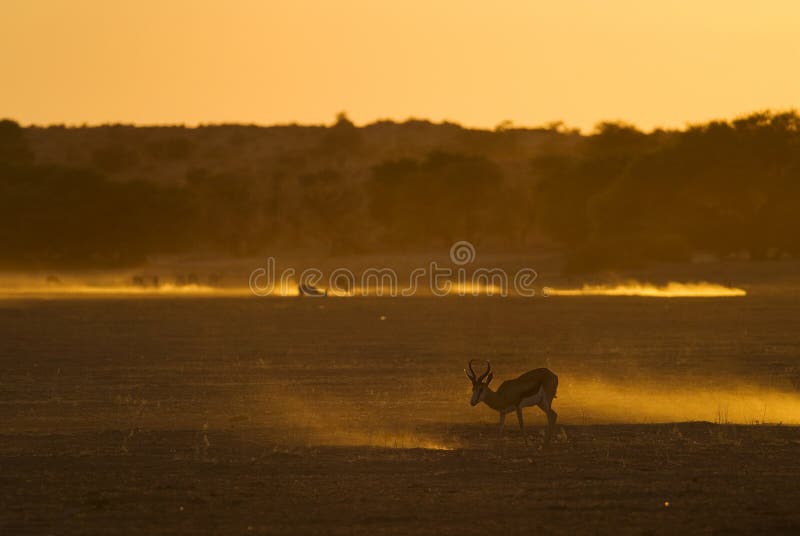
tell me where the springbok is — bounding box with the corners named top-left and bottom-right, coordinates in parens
top-left (465, 360), bottom-right (559, 445)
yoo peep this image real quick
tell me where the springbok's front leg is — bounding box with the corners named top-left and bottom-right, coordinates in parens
top-left (538, 398), bottom-right (558, 447)
top-left (516, 407), bottom-right (532, 444)
top-left (497, 412), bottom-right (507, 439)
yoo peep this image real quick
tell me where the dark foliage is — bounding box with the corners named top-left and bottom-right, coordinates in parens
top-left (2, 111), bottom-right (799, 269)
top-left (533, 112), bottom-right (800, 271)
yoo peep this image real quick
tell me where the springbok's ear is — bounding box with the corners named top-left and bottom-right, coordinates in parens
top-left (464, 369), bottom-right (474, 383)
top-left (485, 372), bottom-right (494, 385)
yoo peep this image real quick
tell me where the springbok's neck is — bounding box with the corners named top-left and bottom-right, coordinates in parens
top-left (481, 387), bottom-right (505, 412)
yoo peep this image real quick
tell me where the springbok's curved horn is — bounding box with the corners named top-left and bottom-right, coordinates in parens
top-left (477, 360), bottom-right (492, 382)
top-left (466, 360), bottom-right (477, 380)
top-left (470, 359), bottom-right (491, 382)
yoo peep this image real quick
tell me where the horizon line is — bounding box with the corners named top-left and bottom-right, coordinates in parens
top-left (6, 107), bottom-right (800, 136)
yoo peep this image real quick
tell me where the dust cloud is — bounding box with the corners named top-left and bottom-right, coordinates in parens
top-left (546, 281), bottom-right (746, 298)
top-left (259, 374), bottom-right (800, 452)
top-left (553, 377), bottom-right (799, 424)
top-left (262, 393), bottom-right (455, 450)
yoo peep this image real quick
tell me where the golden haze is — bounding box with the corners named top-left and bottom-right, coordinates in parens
top-left (2, 1), bottom-right (799, 130)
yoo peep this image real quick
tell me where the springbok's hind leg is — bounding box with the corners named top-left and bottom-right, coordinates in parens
top-left (546, 408), bottom-right (558, 441)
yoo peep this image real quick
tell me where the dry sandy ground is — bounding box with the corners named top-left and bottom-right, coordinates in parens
top-left (3, 423), bottom-right (800, 535)
top-left (2, 294), bottom-right (800, 534)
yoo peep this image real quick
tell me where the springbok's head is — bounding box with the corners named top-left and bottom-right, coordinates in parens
top-left (465, 359), bottom-right (493, 406)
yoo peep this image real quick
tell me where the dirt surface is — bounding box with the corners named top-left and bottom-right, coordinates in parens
top-left (2, 295), bottom-right (800, 533)
top-left (3, 424), bottom-right (800, 535)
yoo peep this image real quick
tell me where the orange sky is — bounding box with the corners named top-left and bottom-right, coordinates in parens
top-left (2, 0), bottom-right (799, 131)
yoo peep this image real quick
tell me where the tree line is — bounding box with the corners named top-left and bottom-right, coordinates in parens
top-left (1, 111), bottom-right (799, 270)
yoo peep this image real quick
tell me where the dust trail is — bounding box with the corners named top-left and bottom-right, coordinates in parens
top-left (0, 279), bottom-right (510, 299)
top-left (260, 374), bottom-right (800, 448)
top-left (546, 281), bottom-right (746, 297)
top-left (264, 394), bottom-right (454, 450)
top-left (559, 377), bottom-right (800, 424)
top-left (0, 272), bottom-right (254, 298)
top-left (0, 283), bottom-right (253, 298)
